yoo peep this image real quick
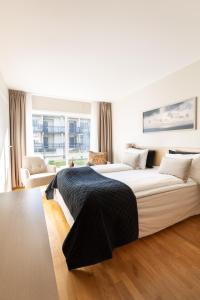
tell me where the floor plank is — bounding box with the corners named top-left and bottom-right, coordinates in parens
top-left (42, 197), bottom-right (200, 300)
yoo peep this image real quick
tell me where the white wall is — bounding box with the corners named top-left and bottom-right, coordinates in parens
top-left (32, 95), bottom-right (91, 115)
top-left (113, 60), bottom-right (200, 162)
top-left (0, 73), bottom-right (11, 192)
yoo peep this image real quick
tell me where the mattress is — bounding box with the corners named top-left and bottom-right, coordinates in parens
top-left (54, 165), bottom-right (200, 239)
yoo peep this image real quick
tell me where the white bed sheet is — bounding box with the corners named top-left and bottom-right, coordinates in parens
top-left (91, 163), bottom-right (133, 173)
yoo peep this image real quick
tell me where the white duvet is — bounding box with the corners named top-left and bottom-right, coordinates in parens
top-left (92, 163), bottom-right (196, 198)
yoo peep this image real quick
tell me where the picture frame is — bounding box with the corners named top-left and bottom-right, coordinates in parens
top-left (143, 97), bottom-right (197, 133)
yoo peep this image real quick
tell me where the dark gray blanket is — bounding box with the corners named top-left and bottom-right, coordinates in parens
top-left (45, 167), bottom-right (138, 270)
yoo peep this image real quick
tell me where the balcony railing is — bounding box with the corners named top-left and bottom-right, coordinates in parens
top-left (69, 128), bottom-right (90, 134)
top-left (33, 125), bottom-right (89, 135)
top-left (34, 142), bottom-right (89, 153)
top-left (34, 143), bottom-right (65, 153)
top-left (33, 125), bottom-right (65, 134)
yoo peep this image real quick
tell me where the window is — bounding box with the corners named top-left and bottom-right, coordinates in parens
top-left (32, 113), bottom-right (90, 167)
top-left (67, 117), bottom-right (90, 165)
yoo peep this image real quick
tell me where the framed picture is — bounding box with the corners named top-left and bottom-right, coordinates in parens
top-left (143, 97), bottom-right (197, 133)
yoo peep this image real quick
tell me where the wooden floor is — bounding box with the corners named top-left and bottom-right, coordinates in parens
top-left (42, 197), bottom-right (200, 300)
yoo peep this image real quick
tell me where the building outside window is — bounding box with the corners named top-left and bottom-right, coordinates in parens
top-left (32, 113), bottom-right (90, 167)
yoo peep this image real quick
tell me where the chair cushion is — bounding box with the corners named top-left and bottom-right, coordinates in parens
top-left (28, 173), bottom-right (55, 188)
top-left (23, 156), bottom-right (47, 175)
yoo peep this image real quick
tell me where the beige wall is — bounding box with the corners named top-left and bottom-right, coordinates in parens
top-left (32, 95), bottom-right (91, 115)
top-left (112, 60), bottom-right (200, 162)
top-left (0, 73), bottom-right (11, 192)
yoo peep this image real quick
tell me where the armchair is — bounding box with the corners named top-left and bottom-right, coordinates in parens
top-left (20, 156), bottom-right (56, 188)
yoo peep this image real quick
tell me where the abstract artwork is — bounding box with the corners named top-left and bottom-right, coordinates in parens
top-left (143, 98), bottom-right (197, 133)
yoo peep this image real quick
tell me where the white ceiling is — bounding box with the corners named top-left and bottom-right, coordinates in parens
top-left (1, 0), bottom-right (200, 102)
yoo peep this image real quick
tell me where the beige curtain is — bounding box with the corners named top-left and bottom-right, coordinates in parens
top-left (98, 102), bottom-right (113, 162)
top-left (9, 90), bottom-right (26, 188)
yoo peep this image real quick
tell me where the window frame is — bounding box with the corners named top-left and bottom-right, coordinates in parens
top-left (32, 110), bottom-right (91, 166)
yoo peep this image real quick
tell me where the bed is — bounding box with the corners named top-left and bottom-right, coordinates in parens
top-left (46, 147), bottom-right (200, 269)
top-left (55, 166), bottom-right (200, 238)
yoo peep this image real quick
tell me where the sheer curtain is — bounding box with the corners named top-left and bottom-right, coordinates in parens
top-left (9, 89), bottom-right (26, 188)
top-left (98, 102), bottom-right (113, 162)
top-left (26, 93), bottom-right (34, 155)
top-left (90, 102), bottom-right (99, 152)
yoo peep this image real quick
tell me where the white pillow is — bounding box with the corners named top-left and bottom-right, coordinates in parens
top-left (126, 148), bottom-right (148, 169)
top-left (167, 153), bottom-right (200, 183)
top-left (190, 156), bottom-right (200, 184)
top-left (122, 151), bottom-right (140, 169)
top-left (159, 157), bottom-right (192, 181)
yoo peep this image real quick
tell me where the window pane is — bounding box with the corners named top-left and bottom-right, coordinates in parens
top-left (32, 114), bottom-right (66, 167)
top-left (67, 117), bottom-right (90, 166)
